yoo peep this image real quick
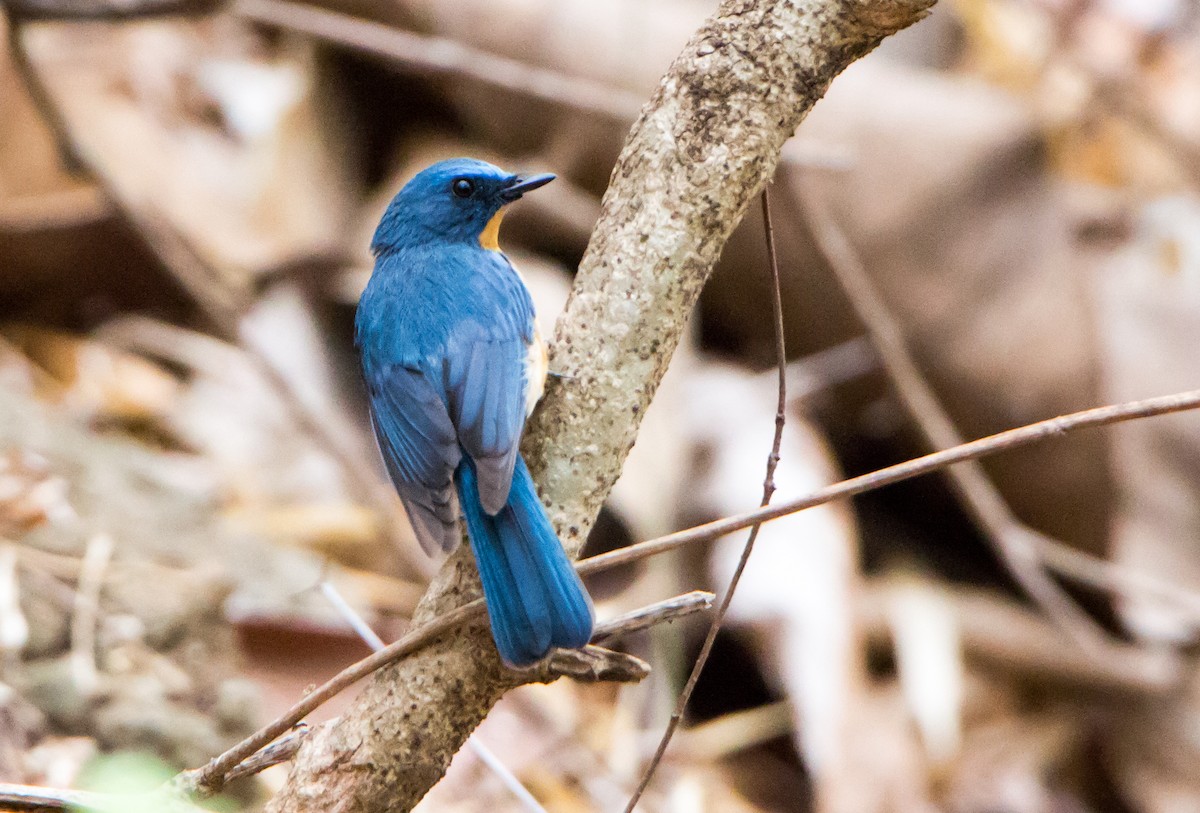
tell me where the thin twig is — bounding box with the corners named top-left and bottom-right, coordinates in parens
top-left (0, 186), bottom-right (111, 233)
top-left (178, 385), bottom-right (1200, 796)
top-left (580, 388), bottom-right (1200, 577)
top-left (0, 782), bottom-right (207, 812)
top-left (623, 187), bottom-right (790, 812)
top-left (0, 542), bottom-right (28, 654)
top-left (232, 0), bottom-right (646, 122)
top-left (792, 177), bottom-right (1111, 652)
top-left (857, 583), bottom-right (1181, 696)
top-left (2, 14), bottom-right (423, 571)
top-left (223, 725), bottom-right (309, 784)
top-left (585, 420), bottom-right (1200, 623)
top-left (69, 532), bottom-right (112, 695)
top-left (181, 588), bottom-right (714, 797)
top-left (178, 599), bottom-right (480, 796)
top-left (0, 782), bottom-right (108, 811)
top-left (316, 579), bottom-right (549, 813)
top-left (3, 0), bottom-right (218, 21)
top-left (592, 591), bottom-right (714, 642)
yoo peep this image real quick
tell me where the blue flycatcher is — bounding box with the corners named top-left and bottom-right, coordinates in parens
top-left (356, 158), bottom-right (594, 666)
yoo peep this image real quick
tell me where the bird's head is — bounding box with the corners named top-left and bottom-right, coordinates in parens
top-left (371, 158), bottom-right (555, 254)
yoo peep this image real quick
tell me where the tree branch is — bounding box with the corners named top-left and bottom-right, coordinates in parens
top-left (791, 176), bottom-right (1112, 651)
top-left (233, 0), bottom-right (646, 122)
top-left (0, 782), bottom-right (207, 813)
top-left (1, 0), bottom-right (218, 21)
top-left (178, 590), bottom-right (714, 797)
top-left (179, 383), bottom-right (1200, 801)
top-left (264, 1), bottom-right (935, 809)
top-left (624, 185), bottom-right (790, 811)
top-left (580, 387), bottom-right (1200, 576)
top-left (2, 10), bottom-right (425, 572)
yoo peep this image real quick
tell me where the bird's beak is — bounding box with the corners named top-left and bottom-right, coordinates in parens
top-left (499, 172), bottom-right (556, 202)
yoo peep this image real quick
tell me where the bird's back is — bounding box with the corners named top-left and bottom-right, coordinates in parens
top-left (355, 157), bottom-right (594, 664)
top-left (356, 241), bottom-right (536, 374)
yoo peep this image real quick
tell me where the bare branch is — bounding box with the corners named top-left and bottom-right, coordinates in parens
top-left (592, 591), bottom-right (714, 642)
top-left (537, 646), bottom-right (652, 684)
top-left (2, 0), bottom-right (218, 22)
top-left (858, 584), bottom-right (1183, 695)
top-left (0, 782), bottom-right (207, 813)
top-left (178, 589), bottom-right (714, 797)
top-left (791, 177), bottom-right (1111, 651)
top-left (223, 726), bottom-right (309, 784)
top-left (1, 11), bottom-right (424, 571)
top-left (176, 383), bottom-right (1200, 801)
top-left (581, 388), bottom-right (1200, 576)
top-left (624, 185), bottom-right (791, 810)
top-left (233, 0), bottom-right (645, 122)
top-left (68, 532), bottom-right (111, 695)
top-left (176, 598), bottom-right (481, 797)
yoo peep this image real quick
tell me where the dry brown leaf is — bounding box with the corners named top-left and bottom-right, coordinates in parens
top-left (881, 573), bottom-right (964, 772)
top-left (1098, 194), bottom-right (1200, 644)
top-left (0, 449), bottom-right (74, 536)
top-left (20, 16), bottom-right (356, 282)
top-left (686, 362), bottom-right (862, 813)
top-left (1, 325), bottom-right (180, 422)
top-left (222, 502), bottom-right (381, 569)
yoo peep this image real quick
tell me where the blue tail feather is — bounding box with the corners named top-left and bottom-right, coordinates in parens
top-left (456, 456), bottom-right (594, 666)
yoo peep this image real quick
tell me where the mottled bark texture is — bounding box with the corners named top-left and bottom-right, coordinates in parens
top-left (266, 1), bottom-right (934, 810)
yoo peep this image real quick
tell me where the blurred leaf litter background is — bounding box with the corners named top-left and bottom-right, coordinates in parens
top-left (2, 0), bottom-right (1200, 811)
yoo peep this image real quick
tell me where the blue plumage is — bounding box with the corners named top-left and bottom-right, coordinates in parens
top-left (356, 158), bottom-right (594, 666)
top-left (458, 458), bottom-right (594, 665)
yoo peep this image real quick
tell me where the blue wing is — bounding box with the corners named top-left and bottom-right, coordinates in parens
top-left (445, 332), bottom-right (531, 515)
top-left (366, 363), bottom-right (462, 554)
top-left (358, 246), bottom-right (538, 529)
top-left (439, 250), bottom-right (538, 515)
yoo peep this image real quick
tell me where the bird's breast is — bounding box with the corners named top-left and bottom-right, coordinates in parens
top-left (525, 322), bottom-right (548, 417)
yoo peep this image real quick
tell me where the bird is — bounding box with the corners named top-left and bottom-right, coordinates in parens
top-left (355, 157), bottom-right (595, 667)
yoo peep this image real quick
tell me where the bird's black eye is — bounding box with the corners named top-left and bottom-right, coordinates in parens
top-left (452, 178), bottom-right (474, 198)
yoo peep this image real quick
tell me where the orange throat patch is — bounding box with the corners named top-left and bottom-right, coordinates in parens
top-left (480, 209), bottom-right (505, 251)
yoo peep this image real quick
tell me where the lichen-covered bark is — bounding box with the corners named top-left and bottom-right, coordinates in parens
top-left (266, 1), bottom-right (934, 810)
